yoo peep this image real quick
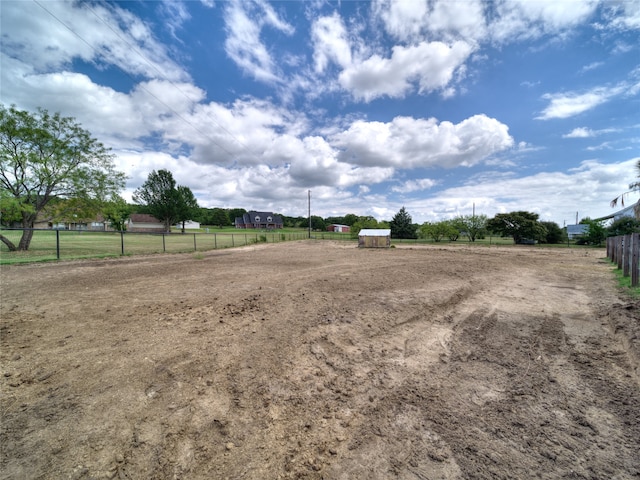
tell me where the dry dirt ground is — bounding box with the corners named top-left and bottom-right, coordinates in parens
top-left (1, 241), bottom-right (639, 480)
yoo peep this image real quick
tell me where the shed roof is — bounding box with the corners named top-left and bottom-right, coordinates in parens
top-left (359, 229), bottom-right (391, 236)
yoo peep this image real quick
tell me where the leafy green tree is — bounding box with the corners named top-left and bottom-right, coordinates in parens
top-left (308, 215), bottom-right (326, 231)
top-left (607, 217), bottom-right (640, 237)
top-left (133, 169), bottom-right (178, 232)
top-left (343, 213), bottom-right (359, 226)
top-left (133, 170), bottom-right (198, 232)
top-left (209, 208), bottom-right (230, 227)
top-left (454, 214), bottom-right (488, 242)
top-left (325, 216), bottom-right (345, 226)
top-left (0, 105), bottom-right (126, 250)
top-left (487, 211), bottom-right (547, 244)
top-left (102, 197), bottom-right (132, 231)
top-left (48, 196), bottom-right (103, 227)
top-left (419, 221), bottom-right (456, 242)
top-left (281, 215), bottom-right (305, 228)
top-left (228, 208), bottom-right (247, 225)
top-left (579, 218), bottom-right (606, 246)
top-left (443, 220), bottom-right (461, 241)
top-left (350, 216), bottom-right (381, 238)
top-left (176, 185), bottom-right (199, 233)
top-left (390, 206), bottom-right (417, 239)
top-left (540, 221), bottom-right (566, 244)
top-left (1, 189), bottom-right (35, 227)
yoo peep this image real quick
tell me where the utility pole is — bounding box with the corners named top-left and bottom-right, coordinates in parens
top-left (308, 190), bottom-right (311, 239)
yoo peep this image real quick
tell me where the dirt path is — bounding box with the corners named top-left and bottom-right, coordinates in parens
top-left (1, 241), bottom-right (639, 479)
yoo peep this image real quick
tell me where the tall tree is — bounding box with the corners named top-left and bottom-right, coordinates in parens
top-left (390, 206), bottom-right (417, 239)
top-left (454, 214), bottom-right (488, 242)
top-left (102, 197), bottom-right (131, 231)
top-left (487, 211), bottom-right (547, 244)
top-left (228, 208), bottom-right (247, 226)
top-left (540, 221), bottom-right (566, 244)
top-left (343, 213), bottom-right (359, 226)
top-left (209, 208), bottom-right (230, 227)
top-left (579, 218), bottom-right (606, 246)
top-left (133, 169), bottom-right (193, 232)
top-left (175, 185), bottom-right (199, 233)
top-left (306, 215), bottom-right (327, 231)
top-left (0, 105), bottom-right (125, 250)
top-left (419, 221), bottom-right (456, 242)
top-left (607, 217), bottom-right (640, 237)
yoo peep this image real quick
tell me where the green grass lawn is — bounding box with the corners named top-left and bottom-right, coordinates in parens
top-left (0, 229), bottom-right (309, 264)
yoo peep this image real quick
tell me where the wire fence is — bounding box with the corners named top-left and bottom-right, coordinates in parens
top-left (607, 233), bottom-right (640, 287)
top-left (0, 228), bottom-right (309, 264)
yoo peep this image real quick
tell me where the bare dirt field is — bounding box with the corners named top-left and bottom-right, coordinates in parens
top-left (1, 241), bottom-right (639, 480)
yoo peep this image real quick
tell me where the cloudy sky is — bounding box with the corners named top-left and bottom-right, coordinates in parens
top-left (1, 0), bottom-right (639, 225)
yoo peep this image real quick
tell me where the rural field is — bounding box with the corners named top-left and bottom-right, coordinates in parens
top-left (1, 241), bottom-right (639, 480)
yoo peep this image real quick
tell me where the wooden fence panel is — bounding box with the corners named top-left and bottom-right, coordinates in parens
top-left (607, 233), bottom-right (640, 287)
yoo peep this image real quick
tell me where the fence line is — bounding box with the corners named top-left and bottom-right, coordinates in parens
top-left (606, 233), bottom-right (639, 287)
top-left (0, 228), bottom-right (309, 263)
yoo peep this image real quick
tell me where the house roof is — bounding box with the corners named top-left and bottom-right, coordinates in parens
top-left (129, 213), bottom-right (161, 223)
top-left (359, 229), bottom-right (391, 236)
top-left (242, 211), bottom-right (283, 224)
top-left (567, 224), bottom-right (588, 235)
top-left (594, 202), bottom-right (638, 222)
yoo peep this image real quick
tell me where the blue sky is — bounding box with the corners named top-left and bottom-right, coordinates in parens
top-left (1, 0), bottom-right (639, 225)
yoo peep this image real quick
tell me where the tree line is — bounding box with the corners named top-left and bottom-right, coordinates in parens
top-left (2, 104), bottom-right (638, 251)
top-left (385, 207), bottom-right (638, 246)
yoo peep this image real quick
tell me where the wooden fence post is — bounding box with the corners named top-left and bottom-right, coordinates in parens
top-left (623, 234), bottom-right (631, 277)
top-left (632, 233), bottom-right (639, 287)
top-left (616, 236), bottom-right (623, 269)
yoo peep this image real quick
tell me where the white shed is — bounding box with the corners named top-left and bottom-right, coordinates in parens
top-left (358, 229), bottom-right (391, 248)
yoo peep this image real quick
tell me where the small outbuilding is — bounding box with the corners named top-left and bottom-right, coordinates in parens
top-left (358, 229), bottom-right (391, 248)
top-left (327, 224), bottom-right (350, 233)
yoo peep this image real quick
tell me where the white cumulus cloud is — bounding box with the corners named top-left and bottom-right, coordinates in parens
top-left (332, 114), bottom-right (514, 169)
top-left (339, 41), bottom-right (474, 101)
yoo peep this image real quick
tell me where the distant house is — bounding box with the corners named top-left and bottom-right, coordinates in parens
top-left (327, 224), bottom-right (350, 233)
top-left (358, 229), bottom-right (391, 248)
top-left (49, 215), bottom-right (111, 231)
top-left (127, 214), bottom-right (165, 232)
top-left (234, 211), bottom-right (283, 229)
top-left (566, 224), bottom-right (588, 239)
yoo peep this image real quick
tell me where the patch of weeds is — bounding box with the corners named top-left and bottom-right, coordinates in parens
top-left (612, 265), bottom-right (640, 298)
